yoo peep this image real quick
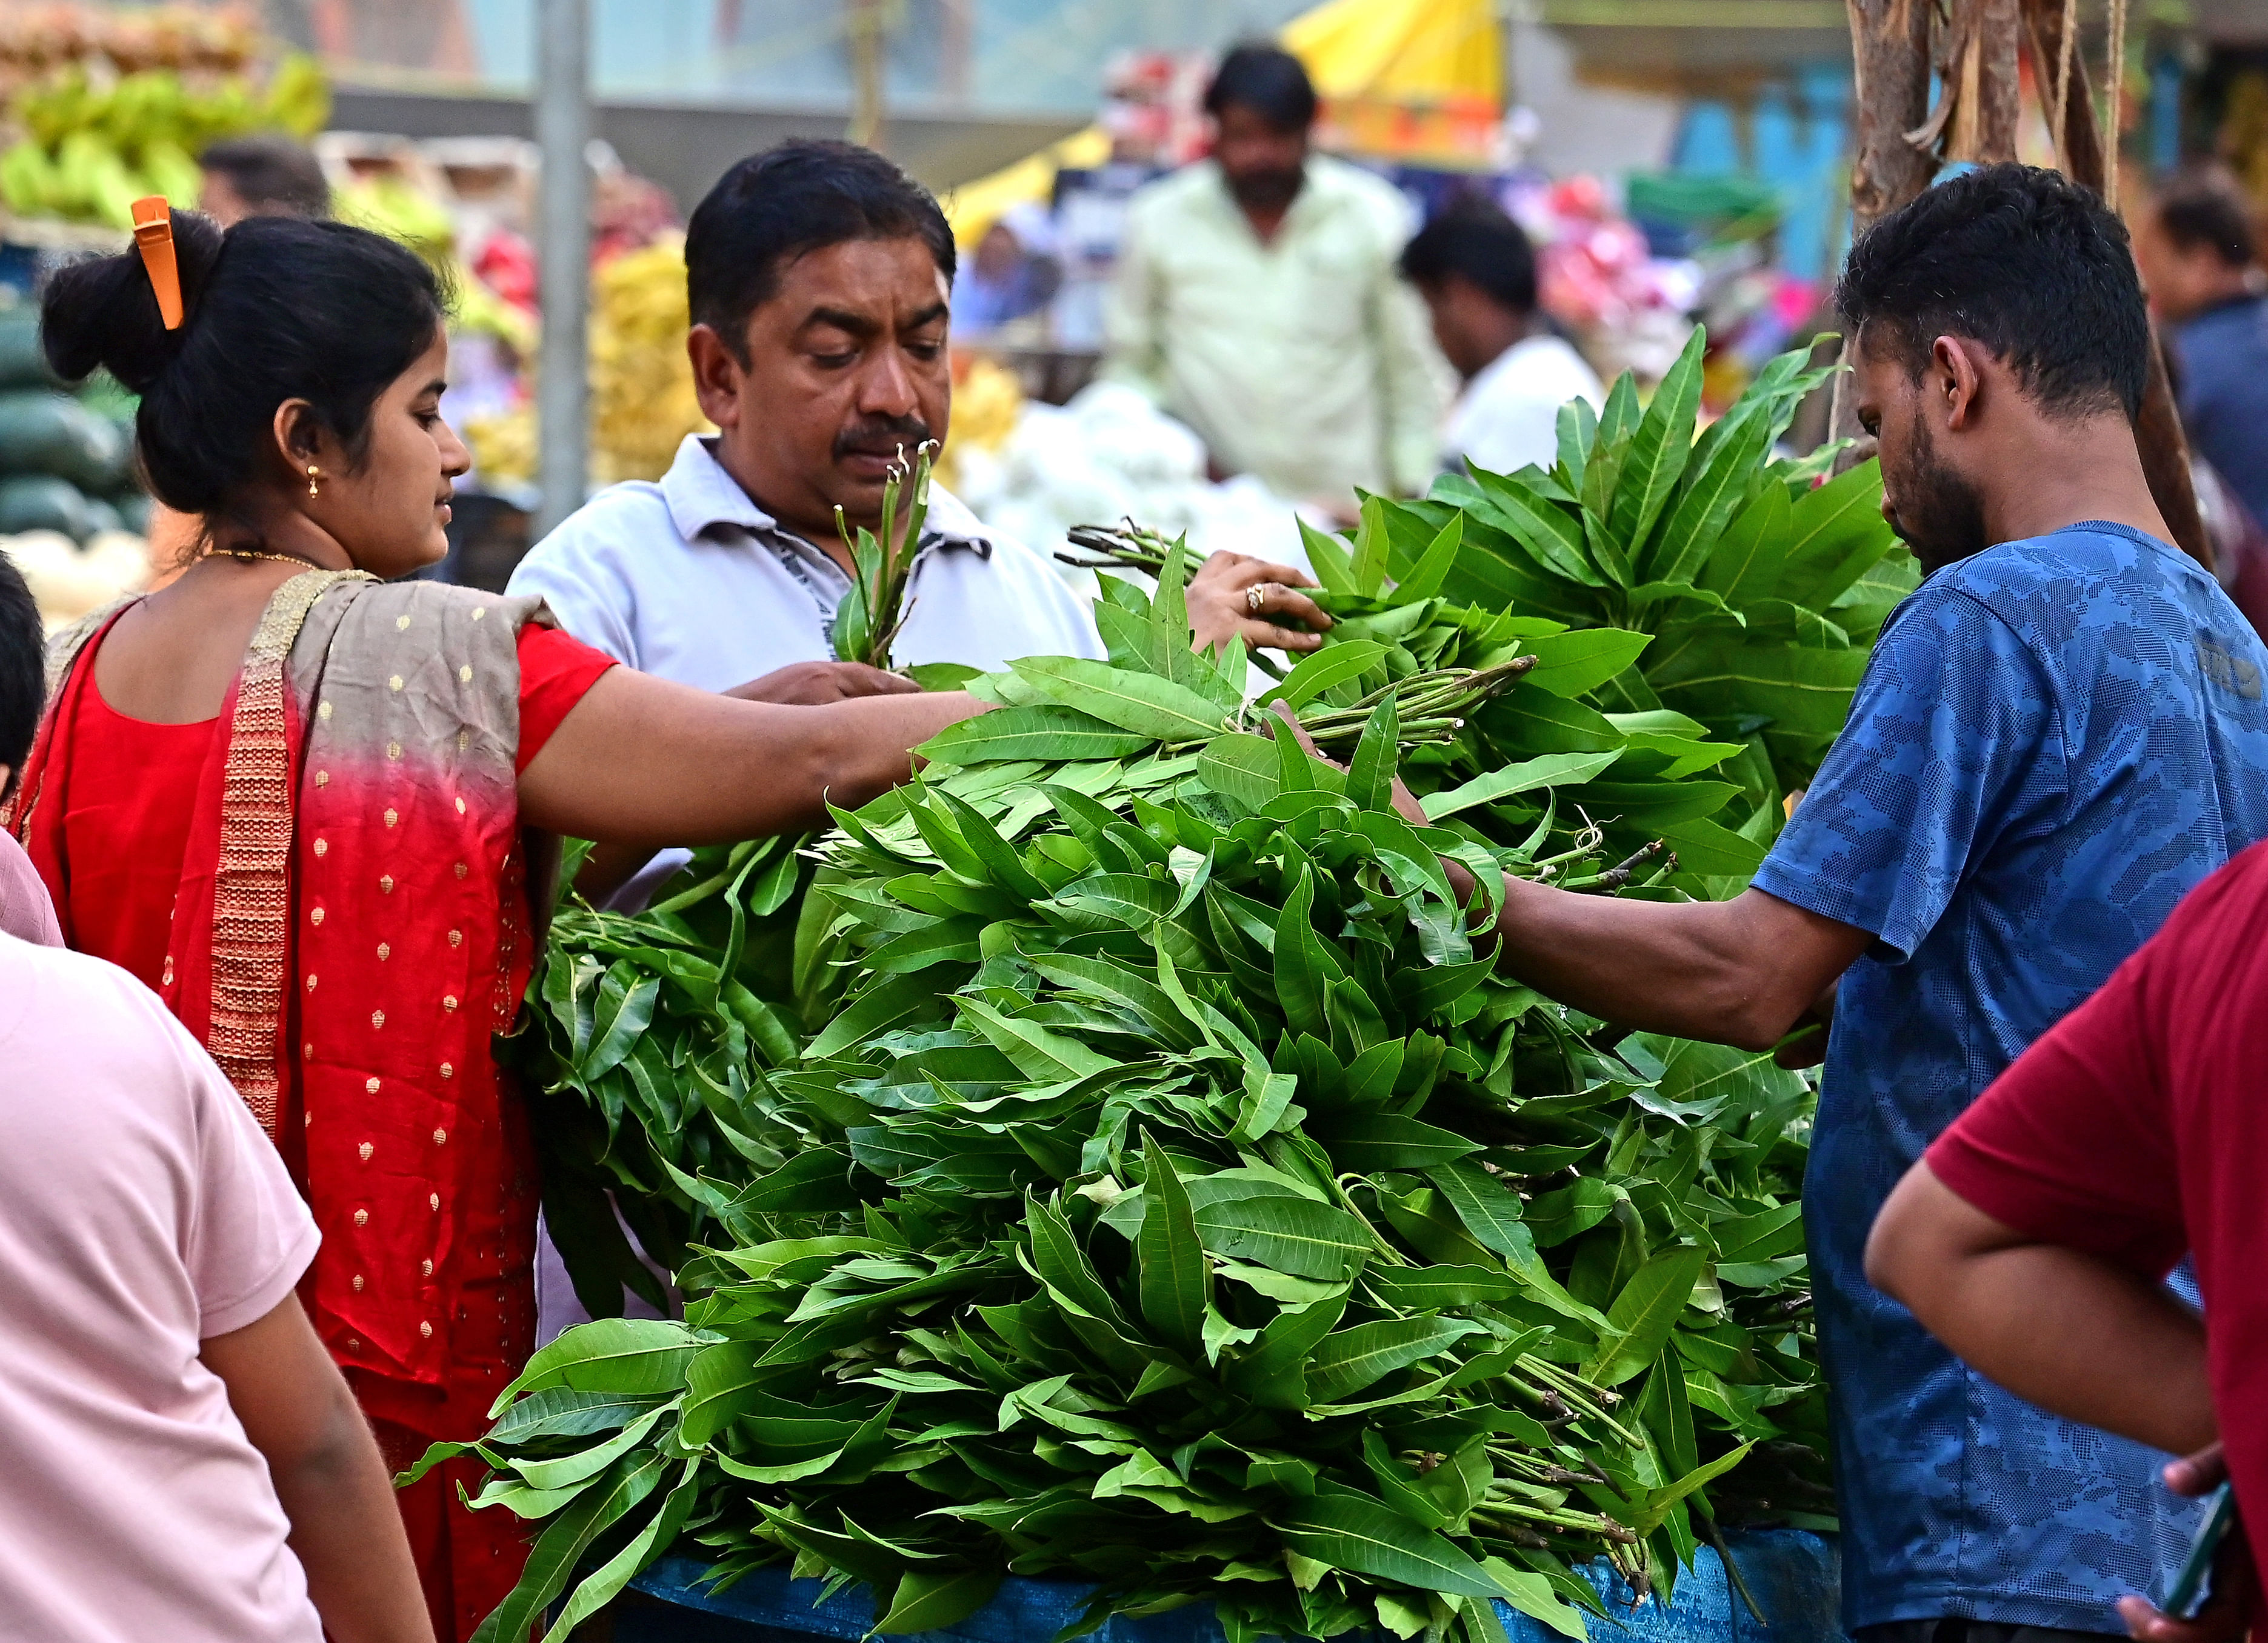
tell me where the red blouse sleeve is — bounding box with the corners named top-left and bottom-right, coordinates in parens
top-left (514, 624), bottom-right (618, 773)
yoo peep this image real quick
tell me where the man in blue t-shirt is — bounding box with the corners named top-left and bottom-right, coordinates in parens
top-left (1473, 164), bottom-right (2268, 1642)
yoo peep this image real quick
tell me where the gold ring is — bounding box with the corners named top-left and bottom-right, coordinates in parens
top-left (1247, 585), bottom-right (1267, 613)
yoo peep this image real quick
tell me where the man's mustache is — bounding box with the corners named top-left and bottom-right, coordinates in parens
top-left (834, 418), bottom-right (933, 462)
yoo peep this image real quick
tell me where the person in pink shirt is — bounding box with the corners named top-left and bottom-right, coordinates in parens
top-left (0, 553), bottom-right (56, 946)
top-left (0, 556), bottom-right (430, 1643)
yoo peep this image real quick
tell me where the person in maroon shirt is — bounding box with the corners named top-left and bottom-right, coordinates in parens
top-left (1865, 842), bottom-right (2268, 1643)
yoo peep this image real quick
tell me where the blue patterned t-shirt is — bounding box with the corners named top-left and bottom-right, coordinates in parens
top-left (1753, 522), bottom-right (2268, 1635)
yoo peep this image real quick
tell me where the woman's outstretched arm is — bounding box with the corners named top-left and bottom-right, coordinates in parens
top-left (515, 667), bottom-right (983, 845)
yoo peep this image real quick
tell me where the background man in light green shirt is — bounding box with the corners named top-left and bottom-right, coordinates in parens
top-left (1102, 44), bottom-right (1450, 514)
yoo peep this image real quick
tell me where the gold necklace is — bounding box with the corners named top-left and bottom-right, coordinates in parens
top-left (214, 547), bottom-right (325, 571)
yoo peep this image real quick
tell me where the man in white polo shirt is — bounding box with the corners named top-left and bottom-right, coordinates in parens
top-left (511, 139), bottom-right (1323, 700)
top-left (510, 140), bottom-right (1326, 1342)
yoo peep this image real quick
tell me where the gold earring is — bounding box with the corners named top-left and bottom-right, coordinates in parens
top-left (305, 463), bottom-right (321, 498)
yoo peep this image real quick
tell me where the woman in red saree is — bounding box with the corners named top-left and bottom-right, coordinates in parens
top-left (5, 209), bottom-right (978, 1642)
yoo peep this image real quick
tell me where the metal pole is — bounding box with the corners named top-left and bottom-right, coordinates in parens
top-left (534, 0), bottom-right (591, 540)
top-left (847, 0), bottom-right (886, 149)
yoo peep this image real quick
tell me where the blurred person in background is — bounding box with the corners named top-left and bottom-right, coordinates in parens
top-left (2135, 165), bottom-right (2268, 528)
top-left (199, 134), bottom-right (331, 226)
top-left (1102, 44), bottom-right (1447, 515)
top-left (1400, 198), bottom-right (1603, 478)
top-left (954, 200), bottom-right (1062, 334)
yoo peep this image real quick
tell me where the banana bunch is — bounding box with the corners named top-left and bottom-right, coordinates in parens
top-left (589, 233), bottom-right (711, 484)
top-left (0, 53), bottom-right (329, 228)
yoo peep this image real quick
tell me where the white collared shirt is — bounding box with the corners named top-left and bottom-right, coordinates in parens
top-left (507, 434), bottom-right (1105, 691)
top-left (1441, 334), bottom-right (1604, 479)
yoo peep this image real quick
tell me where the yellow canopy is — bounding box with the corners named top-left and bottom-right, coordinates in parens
top-left (1284, 0), bottom-right (1501, 105)
top-left (944, 0), bottom-right (1500, 242)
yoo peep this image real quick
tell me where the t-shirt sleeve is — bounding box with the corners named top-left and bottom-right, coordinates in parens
top-left (1752, 584), bottom-right (2060, 960)
top-left (174, 1024), bottom-right (321, 1338)
top-left (1926, 882), bottom-right (2198, 1278)
top-left (515, 624), bottom-right (619, 774)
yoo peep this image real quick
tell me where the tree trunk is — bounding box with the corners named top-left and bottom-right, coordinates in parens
top-left (1830, 0), bottom-right (1939, 462)
top-left (2020, 0), bottom-right (2212, 570)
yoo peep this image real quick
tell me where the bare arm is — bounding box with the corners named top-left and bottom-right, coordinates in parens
top-left (201, 1296), bottom-right (433, 1643)
top-left (517, 667), bottom-right (982, 847)
top-left (1264, 704), bottom-right (1866, 1052)
top-left (1866, 1161), bottom-right (2213, 1458)
top-left (1483, 876), bottom-right (1870, 1052)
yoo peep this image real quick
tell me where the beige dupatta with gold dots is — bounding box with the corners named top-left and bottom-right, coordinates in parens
top-left (12, 570), bottom-right (559, 1394)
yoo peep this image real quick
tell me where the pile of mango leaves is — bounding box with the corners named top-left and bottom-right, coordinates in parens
top-left (471, 513), bottom-right (1864, 1642)
top-left (1387, 328), bottom-right (1915, 817)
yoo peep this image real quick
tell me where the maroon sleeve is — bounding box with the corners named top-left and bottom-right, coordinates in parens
top-left (1927, 918), bottom-right (2189, 1278)
top-left (514, 624), bottom-right (619, 775)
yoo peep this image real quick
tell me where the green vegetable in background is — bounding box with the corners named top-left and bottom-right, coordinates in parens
top-left (482, 544), bottom-right (1836, 1643)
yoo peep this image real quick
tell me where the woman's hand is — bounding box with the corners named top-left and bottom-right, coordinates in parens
top-left (1188, 551), bottom-right (1331, 656)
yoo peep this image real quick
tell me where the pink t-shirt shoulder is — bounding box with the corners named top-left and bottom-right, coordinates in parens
top-left (0, 933), bottom-right (322, 1643)
top-left (0, 828), bottom-right (59, 945)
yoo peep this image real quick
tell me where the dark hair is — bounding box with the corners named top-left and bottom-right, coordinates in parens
top-left (1400, 199), bottom-right (1538, 314)
top-left (199, 133), bottom-right (331, 219)
top-left (1836, 162), bottom-right (2148, 420)
top-left (1204, 44), bottom-right (1318, 133)
top-left (40, 213), bottom-right (446, 516)
top-left (2153, 164), bottom-right (2257, 268)
top-left (686, 140), bottom-right (955, 355)
top-left (0, 548), bottom-right (39, 794)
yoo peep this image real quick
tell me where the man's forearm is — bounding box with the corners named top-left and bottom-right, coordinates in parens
top-left (1481, 876), bottom-right (1861, 1051)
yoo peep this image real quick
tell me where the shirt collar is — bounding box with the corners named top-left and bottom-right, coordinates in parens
top-left (658, 433), bottom-right (993, 559)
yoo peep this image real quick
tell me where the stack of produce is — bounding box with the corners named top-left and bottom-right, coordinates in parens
top-left (461, 232), bottom-right (713, 492)
top-left (0, 39), bottom-right (326, 230)
top-left (451, 336), bottom-right (1899, 1642)
top-left (0, 301), bottom-right (141, 541)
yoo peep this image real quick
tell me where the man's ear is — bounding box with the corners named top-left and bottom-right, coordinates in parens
top-left (1931, 335), bottom-right (1987, 433)
top-left (686, 324), bottom-right (746, 431)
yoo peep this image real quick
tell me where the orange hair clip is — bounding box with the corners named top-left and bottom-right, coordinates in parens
top-left (130, 196), bottom-right (183, 330)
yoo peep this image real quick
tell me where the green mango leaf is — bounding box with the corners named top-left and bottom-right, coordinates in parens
top-left (1260, 639), bottom-right (1390, 711)
top-left (875, 1566), bottom-right (1006, 1636)
top-left (1696, 475), bottom-right (1794, 608)
top-left (1395, 512), bottom-right (1465, 602)
top-left (1352, 493), bottom-right (1394, 596)
top-left (1467, 470), bottom-right (1604, 589)
top-left (1482, 1559), bottom-right (1590, 1639)
top-left (1586, 1244), bottom-right (1709, 1386)
top-left (1199, 1185), bottom-right (1370, 1280)
top-left (488, 1319), bottom-right (701, 1418)
top-left (1419, 751), bottom-right (1619, 821)
top-left (1309, 1110), bottom-right (1479, 1171)
top-left (1607, 326), bottom-right (1703, 561)
top-left (1275, 1493), bottom-right (1505, 1598)
top-left (1775, 458), bottom-right (1896, 611)
top-left (955, 996), bottom-right (1115, 1082)
top-left (1009, 655), bottom-right (1228, 742)
top-left (1516, 627), bottom-right (1653, 699)
top-left (1299, 518), bottom-right (1358, 595)
top-left (919, 704), bottom-right (1155, 765)
top-left (1136, 1136), bottom-right (1211, 1356)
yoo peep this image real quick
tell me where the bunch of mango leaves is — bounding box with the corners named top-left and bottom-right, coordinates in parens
top-left (1408, 328), bottom-right (1912, 816)
top-left (472, 544), bottom-right (1837, 1643)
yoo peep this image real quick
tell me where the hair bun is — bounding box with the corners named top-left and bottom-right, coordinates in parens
top-left (41, 208), bottom-right (222, 392)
